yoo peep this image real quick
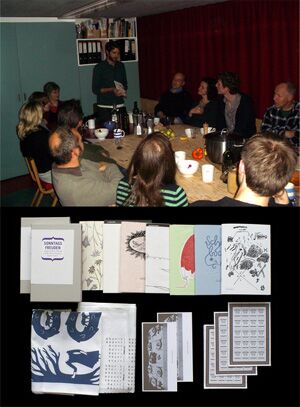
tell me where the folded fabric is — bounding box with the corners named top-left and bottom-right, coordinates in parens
top-left (31, 310), bottom-right (102, 396)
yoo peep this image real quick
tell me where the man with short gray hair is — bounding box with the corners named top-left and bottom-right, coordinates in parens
top-left (261, 81), bottom-right (299, 146)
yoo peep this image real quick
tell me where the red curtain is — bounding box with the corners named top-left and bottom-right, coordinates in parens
top-left (137, 0), bottom-right (299, 118)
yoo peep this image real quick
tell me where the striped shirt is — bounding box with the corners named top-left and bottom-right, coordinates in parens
top-left (116, 178), bottom-right (189, 207)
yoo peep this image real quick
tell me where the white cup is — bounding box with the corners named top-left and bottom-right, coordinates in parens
top-left (175, 151), bottom-right (186, 164)
top-left (185, 128), bottom-right (195, 138)
top-left (202, 164), bottom-right (214, 183)
top-left (284, 182), bottom-right (295, 203)
top-left (154, 117), bottom-right (160, 125)
top-left (86, 118), bottom-right (95, 129)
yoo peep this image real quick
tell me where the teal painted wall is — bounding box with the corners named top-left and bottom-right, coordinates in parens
top-left (0, 22), bottom-right (140, 180)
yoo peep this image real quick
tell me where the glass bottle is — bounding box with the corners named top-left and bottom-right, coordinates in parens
top-left (132, 101), bottom-right (139, 126)
top-left (111, 104), bottom-right (119, 126)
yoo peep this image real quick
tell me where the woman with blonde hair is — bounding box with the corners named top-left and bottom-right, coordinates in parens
top-left (116, 132), bottom-right (188, 206)
top-left (17, 101), bottom-right (53, 183)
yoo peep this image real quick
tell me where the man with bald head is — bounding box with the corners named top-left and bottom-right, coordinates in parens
top-left (262, 82), bottom-right (299, 146)
top-left (154, 72), bottom-right (194, 124)
top-left (49, 127), bottom-right (122, 206)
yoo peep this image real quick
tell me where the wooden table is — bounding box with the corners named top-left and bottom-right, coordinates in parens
top-left (84, 125), bottom-right (233, 204)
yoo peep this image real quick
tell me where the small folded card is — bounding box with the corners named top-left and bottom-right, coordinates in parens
top-left (30, 224), bottom-right (82, 302)
top-left (20, 217), bottom-right (70, 293)
top-left (31, 310), bottom-right (102, 396)
top-left (157, 312), bottom-right (193, 382)
top-left (142, 322), bottom-right (177, 392)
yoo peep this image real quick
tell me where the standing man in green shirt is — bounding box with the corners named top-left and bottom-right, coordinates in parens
top-left (92, 40), bottom-right (128, 125)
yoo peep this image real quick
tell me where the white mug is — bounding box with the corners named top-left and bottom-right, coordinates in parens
top-left (86, 119), bottom-right (95, 129)
top-left (113, 129), bottom-right (125, 139)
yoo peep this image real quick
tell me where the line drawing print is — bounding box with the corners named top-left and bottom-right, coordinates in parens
top-left (224, 226), bottom-right (270, 292)
top-left (204, 234), bottom-right (221, 269)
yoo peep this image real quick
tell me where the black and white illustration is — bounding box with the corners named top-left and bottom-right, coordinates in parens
top-left (221, 224), bottom-right (271, 295)
top-left (157, 312), bottom-right (193, 382)
top-left (142, 322), bottom-right (177, 392)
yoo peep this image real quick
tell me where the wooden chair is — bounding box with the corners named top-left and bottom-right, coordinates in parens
top-left (24, 157), bottom-right (58, 207)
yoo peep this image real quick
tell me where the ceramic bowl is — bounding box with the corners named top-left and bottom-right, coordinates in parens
top-left (200, 127), bottom-right (216, 135)
top-left (177, 159), bottom-right (199, 177)
top-left (94, 128), bottom-right (109, 140)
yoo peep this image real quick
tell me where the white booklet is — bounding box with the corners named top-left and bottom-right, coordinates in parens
top-left (221, 224), bottom-right (271, 295)
top-left (142, 322), bottom-right (177, 392)
top-left (157, 312), bottom-right (193, 382)
top-left (80, 221), bottom-right (104, 291)
top-left (78, 302), bottom-right (136, 393)
top-left (30, 224), bottom-right (82, 302)
top-left (102, 222), bottom-right (121, 293)
top-left (145, 224), bottom-right (170, 294)
top-left (20, 217), bottom-right (70, 293)
top-left (31, 309), bottom-right (102, 396)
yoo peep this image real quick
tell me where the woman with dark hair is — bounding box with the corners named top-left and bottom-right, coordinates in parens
top-left (43, 81), bottom-right (62, 131)
top-left (116, 132), bottom-right (188, 207)
top-left (187, 77), bottom-right (218, 128)
top-left (17, 101), bottom-right (53, 183)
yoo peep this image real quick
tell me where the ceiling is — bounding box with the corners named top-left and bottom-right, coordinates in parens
top-left (1, 0), bottom-right (227, 19)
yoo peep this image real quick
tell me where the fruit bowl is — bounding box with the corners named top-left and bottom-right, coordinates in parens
top-left (177, 159), bottom-right (199, 177)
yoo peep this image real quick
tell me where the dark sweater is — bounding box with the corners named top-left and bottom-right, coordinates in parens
top-left (154, 89), bottom-right (194, 121)
top-left (20, 126), bottom-right (53, 174)
top-left (216, 94), bottom-right (256, 138)
top-left (186, 100), bottom-right (218, 128)
top-left (190, 196), bottom-right (291, 207)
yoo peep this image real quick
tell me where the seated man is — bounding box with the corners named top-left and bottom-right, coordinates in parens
top-left (57, 99), bottom-right (117, 165)
top-left (49, 127), bottom-right (123, 206)
top-left (261, 81), bottom-right (299, 146)
top-left (154, 72), bottom-right (194, 124)
top-left (191, 133), bottom-right (297, 207)
top-left (215, 71), bottom-right (256, 138)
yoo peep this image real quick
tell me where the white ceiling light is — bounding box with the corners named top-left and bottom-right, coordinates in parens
top-left (61, 0), bottom-right (118, 18)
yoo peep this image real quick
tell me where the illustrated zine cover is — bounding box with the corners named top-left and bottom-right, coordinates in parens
top-left (221, 224), bottom-right (271, 295)
top-left (145, 224), bottom-right (170, 294)
top-left (30, 224), bottom-right (82, 302)
top-left (102, 222), bottom-right (122, 293)
top-left (169, 225), bottom-right (195, 295)
top-left (20, 217), bottom-right (70, 294)
top-left (195, 225), bottom-right (221, 295)
top-left (80, 221), bottom-right (104, 291)
top-left (142, 322), bottom-right (177, 392)
top-left (119, 221), bottom-right (147, 293)
top-left (31, 310), bottom-right (102, 396)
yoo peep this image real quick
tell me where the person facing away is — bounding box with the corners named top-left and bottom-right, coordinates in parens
top-left (187, 77), bottom-right (218, 128)
top-left (116, 131), bottom-right (188, 207)
top-left (261, 81), bottom-right (299, 146)
top-left (191, 132), bottom-right (297, 207)
top-left (92, 40), bottom-right (128, 124)
top-left (28, 91), bottom-right (50, 130)
top-left (49, 127), bottom-right (123, 206)
top-left (43, 81), bottom-right (62, 131)
top-left (215, 71), bottom-right (256, 138)
top-left (17, 101), bottom-right (53, 184)
top-left (154, 72), bottom-right (194, 124)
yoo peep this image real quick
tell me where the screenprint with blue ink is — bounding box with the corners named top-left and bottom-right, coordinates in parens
top-left (195, 225), bottom-right (221, 295)
top-left (31, 310), bottom-right (102, 395)
top-left (221, 224), bottom-right (271, 295)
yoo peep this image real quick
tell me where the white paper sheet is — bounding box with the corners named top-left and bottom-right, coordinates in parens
top-left (145, 225), bottom-right (170, 294)
top-left (102, 222), bottom-right (121, 293)
top-left (221, 224), bottom-right (271, 295)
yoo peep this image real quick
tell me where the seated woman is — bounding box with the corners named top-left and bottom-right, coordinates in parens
top-left (17, 101), bottom-right (53, 184)
top-left (43, 81), bottom-right (62, 131)
top-left (28, 91), bottom-right (50, 129)
top-left (187, 77), bottom-right (218, 128)
top-left (116, 132), bottom-right (188, 207)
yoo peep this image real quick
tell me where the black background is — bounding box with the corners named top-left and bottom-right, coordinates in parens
top-left (1, 206), bottom-right (299, 407)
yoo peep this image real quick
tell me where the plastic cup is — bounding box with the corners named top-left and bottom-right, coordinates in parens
top-left (175, 151), bottom-right (186, 164)
top-left (154, 117), bottom-right (160, 125)
top-left (185, 128), bottom-right (195, 138)
top-left (202, 164), bottom-right (214, 183)
top-left (285, 182), bottom-right (296, 203)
